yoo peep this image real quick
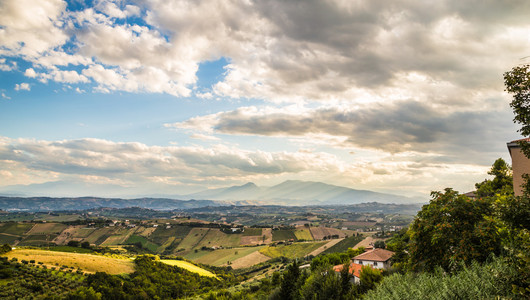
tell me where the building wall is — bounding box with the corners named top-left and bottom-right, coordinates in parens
top-left (353, 259), bottom-right (389, 269)
top-left (509, 145), bottom-right (530, 196)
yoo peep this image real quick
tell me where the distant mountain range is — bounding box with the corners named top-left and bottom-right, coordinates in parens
top-left (182, 180), bottom-right (417, 205)
top-left (0, 180), bottom-right (419, 209)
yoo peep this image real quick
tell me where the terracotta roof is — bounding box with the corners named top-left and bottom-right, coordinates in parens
top-left (510, 138), bottom-right (530, 143)
top-left (333, 263), bottom-right (363, 278)
top-left (353, 248), bottom-right (394, 262)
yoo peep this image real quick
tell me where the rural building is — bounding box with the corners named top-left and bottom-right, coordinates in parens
top-left (352, 248), bottom-right (394, 270)
top-left (507, 138), bottom-right (530, 196)
top-left (333, 262), bottom-right (363, 284)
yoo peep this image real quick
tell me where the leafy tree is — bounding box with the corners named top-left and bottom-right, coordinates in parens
top-left (277, 260), bottom-right (302, 300)
top-left (504, 64), bottom-right (530, 157)
top-left (373, 240), bottom-right (386, 249)
top-left (408, 188), bottom-right (501, 272)
top-left (0, 244), bottom-right (11, 255)
top-left (67, 240), bottom-right (80, 247)
top-left (359, 266), bottom-right (383, 293)
top-left (475, 158), bottom-right (513, 198)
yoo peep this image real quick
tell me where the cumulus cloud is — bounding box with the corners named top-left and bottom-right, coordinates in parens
top-left (0, 136), bottom-right (496, 195)
top-left (14, 83), bottom-right (30, 91)
top-left (0, 137), bottom-right (341, 182)
top-left (1, 0), bottom-right (528, 101)
top-left (167, 100), bottom-right (518, 164)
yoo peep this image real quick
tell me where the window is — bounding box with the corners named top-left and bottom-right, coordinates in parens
top-left (373, 262), bottom-right (378, 267)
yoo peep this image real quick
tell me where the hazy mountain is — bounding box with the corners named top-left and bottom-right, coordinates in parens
top-left (183, 180), bottom-right (418, 204)
top-left (0, 196), bottom-right (225, 212)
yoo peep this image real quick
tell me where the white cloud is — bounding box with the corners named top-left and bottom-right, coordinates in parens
top-left (14, 83), bottom-right (30, 91)
top-left (1, 92), bottom-right (10, 99)
top-left (0, 136), bottom-right (497, 196)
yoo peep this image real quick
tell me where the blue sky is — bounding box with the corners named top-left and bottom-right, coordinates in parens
top-left (0, 0), bottom-right (528, 199)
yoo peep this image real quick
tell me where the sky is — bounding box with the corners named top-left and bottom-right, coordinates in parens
top-left (0, 0), bottom-right (529, 200)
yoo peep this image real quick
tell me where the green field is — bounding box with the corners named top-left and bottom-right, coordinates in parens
top-left (70, 227), bottom-right (96, 238)
top-left (0, 223), bottom-right (33, 235)
top-left (294, 228), bottom-right (313, 240)
top-left (320, 235), bottom-right (365, 255)
top-left (84, 227), bottom-right (116, 244)
top-left (178, 228), bottom-right (210, 250)
top-left (260, 242), bottom-right (326, 259)
top-left (194, 229), bottom-right (241, 249)
top-left (18, 234), bottom-right (58, 246)
top-left (159, 259), bottom-right (218, 278)
top-left (185, 246), bottom-right (265, 266)
top-left (124, 235), bottom-right (159, 252)
top-left (242, 228), bottom-right (262, 236)
top-left (272, 229), bottom-right (297, 241)
top-left (0, 233), bottom-right (20, 244)
top-left (149, 225), bottom-right (192, 245)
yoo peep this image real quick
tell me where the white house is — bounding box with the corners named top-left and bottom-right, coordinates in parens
top-left (352, 248), bottom-right (394, 270)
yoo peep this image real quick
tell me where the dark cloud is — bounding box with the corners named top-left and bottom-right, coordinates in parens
top-left (175, 100), bottom-right (518, 164)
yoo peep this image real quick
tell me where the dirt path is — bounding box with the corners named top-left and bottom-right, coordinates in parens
top-left (307, 238), bottom-right (344, 257)
top-left (230, 250), bottom-right (270, 269)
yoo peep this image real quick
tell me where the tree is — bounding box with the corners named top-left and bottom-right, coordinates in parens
top-left (359, 266), bottom-right (383, 293)
top-left (373, 241), bottom-right (386, 249)
top-left (408, 188), bottom-right (501, 272)
top-left (504, 64), bottom-right (530, 157)
top-left (475, 158), bottom-right (513, 198)
top-left (278, 261), bottom-right (302, 300)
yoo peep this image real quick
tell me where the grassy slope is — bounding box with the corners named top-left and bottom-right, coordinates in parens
top-left (320, 235), bottom-right (365, 254)
top-left (260, 242), bottom-right (326, 259)
top-left (294, 228), bottom-right (313, 240)
top-left (159, 259), bottom-right (218, 278)
top-left (178, 228), bottom-right (210, 250)
top-left (272, 230), bottom-right (297, 241)
top-left (2, 249), bottom-right (135, 274)
top-left (194, 229), bottom-right (241, 249)
top-left (242, 228), bottom-right (262, 236)
top-left (186, 246), bottom-right (265, 266)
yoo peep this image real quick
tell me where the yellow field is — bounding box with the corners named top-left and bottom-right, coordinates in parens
top-left (294, 227), bottom-right (313, 240)
top-left (159, 259), bottom-right (218, 278)
top-left (2, 249), bottom-right (135, 275)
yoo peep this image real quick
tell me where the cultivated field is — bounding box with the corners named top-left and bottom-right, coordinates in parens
top-left (159, 259), bottom-right (218, 278)
top-left (271, 230), bottom-right (297, 241)
top-left (230, 250), bottom-right (270, 269)
top-left (178, 228), bottom-right (210, 250)
top-left (26, 223), bottom-right (67, 235)
top-left (242, 228), bottom-right (262, 236)
top-left (194, 229), bottom-right (241, 249)
top-left (259, 242), bottom-right (326, 259)
top-left (2, 249), bottom-right (135, 274)
top-left (309, 227), bottom-right (349, 240)
top-left (293, 227), bottom-right (313, 240)
top-left (185, 246), bottom-right (265, 267)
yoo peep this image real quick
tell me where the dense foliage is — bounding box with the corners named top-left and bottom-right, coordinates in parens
top-left (0, 256), bottom-right (84, 299)
top-left (364, 257), bottom-right (517, 299)
top-left (82, 255), bottom-right (238, 299)
top-left (504, 64), bottom-right (530, 156)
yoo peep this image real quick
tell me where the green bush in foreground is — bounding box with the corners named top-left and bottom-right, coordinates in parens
top-left (364, 257), bottom-right (519, 300)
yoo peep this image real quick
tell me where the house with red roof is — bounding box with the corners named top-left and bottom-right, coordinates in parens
top-left (352, 248), bottom-right (394, 270)
top-left (333, 262), bottom-right (364, 284)
top-left (333, 248), bottom-right (394, 284)
top-left (507, 138), bottom-right (530, 196)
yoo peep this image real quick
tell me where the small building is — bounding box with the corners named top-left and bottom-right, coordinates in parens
top-left (463, 191), bottom-right (477, 199)
top-left (333, 262), bottom-right (363, 284)
top-left (507, 138), bottom-right (530, 196)
top-left (352, 248), bottom-right (394, 270)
